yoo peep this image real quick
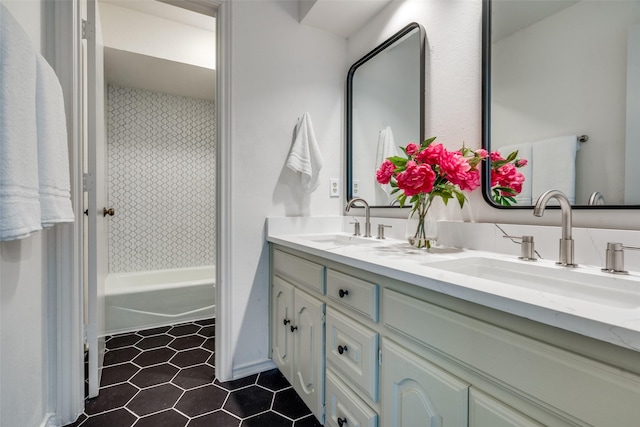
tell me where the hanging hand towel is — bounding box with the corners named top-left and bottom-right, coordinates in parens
top-left (286, 112), bottom-right (323, 193)
top-left (532, 135), bottom-right (580, 205)
top-left (375, 126), bottom-right (399, 198)
top-left (500, 142), bottom-right (532, 205)
top-left (0, 4), bottom-right (42, 240)
top-left (36, 54), bottom-right (75, 226)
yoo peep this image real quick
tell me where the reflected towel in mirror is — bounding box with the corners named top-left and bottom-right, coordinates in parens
top-left (375, 126), bottom-right (399, 201)
top-left (532, 135), bottom-right (580, 205)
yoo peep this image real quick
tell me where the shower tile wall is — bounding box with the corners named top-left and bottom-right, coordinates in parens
top-left (107, 85), bottom-right (216, 273)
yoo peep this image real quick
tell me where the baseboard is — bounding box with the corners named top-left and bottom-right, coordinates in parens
top-left (231, 358), bottom-right (277, 380)
top-left (40, 413), bottom-right (57, 427)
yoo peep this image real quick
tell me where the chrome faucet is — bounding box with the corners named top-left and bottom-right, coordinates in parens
top-left (533, 190), bottom-right (577, 267)
top-left (345, 198), bottom-right (371, 237)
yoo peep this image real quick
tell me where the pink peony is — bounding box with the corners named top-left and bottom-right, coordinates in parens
top-left (376, 159), bottom-right (396, 185)
top-left (396, 161), bottom-right (436, 197)
top-left (491, 163), bottom-right (525, 194)
top-left (416, 143), bottom-right (444, 165)
top-left (405, 143), bottom-right (419, 156)
top-left (490, 151), bottom-right (504, 162)
top-left (515, 158), bottom-right (528, 168)
top-left (457, 169), bottom-right (481, 192)
top-left (439, 150), bottom-right (471, 186)
top-left (475, 149), bottom-right (488, 159)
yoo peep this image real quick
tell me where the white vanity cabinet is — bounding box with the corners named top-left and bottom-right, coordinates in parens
top-left (269, 245), bottom-right (640, 427)
top-left (469, 389), bottom-right (544, 427)
top-left (381, 339), bottom-right (468, 427)
top-left (271, 250), bottom-right (326, 422)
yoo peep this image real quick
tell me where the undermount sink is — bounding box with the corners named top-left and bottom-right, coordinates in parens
top-left (425, 257), bottom-right (640, 309)
top-left (296, 233), bottom-right (379, 247)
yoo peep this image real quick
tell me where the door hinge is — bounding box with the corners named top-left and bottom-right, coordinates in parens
top-left (378, 349), bottom-right (382, 365)
top-left (83, 172), bottom-right (94, 192)
top-left (81, 19), bottom-right (94, 40)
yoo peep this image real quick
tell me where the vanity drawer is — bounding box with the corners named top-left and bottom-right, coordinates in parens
top-left (273, 249), bottom-right (324, 294)
top-left (327, 269), bottom-right (378, 322)
top-left (326, 308), bottom-right (379, 401)
top-left (326, 369), bottom-right (378, 427)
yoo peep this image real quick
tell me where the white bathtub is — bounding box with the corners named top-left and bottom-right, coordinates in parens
top-left (105, 266), bottom-right (215, 335)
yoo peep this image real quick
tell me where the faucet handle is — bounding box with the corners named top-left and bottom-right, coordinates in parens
top-left (349, 221), bottom-right (361, 236)
top-left (602, 242), bottom-right (640, 274)
top-left (503, 235), bottom-right (537, 261)
top-left (377, 224), bottom-right (392, 240)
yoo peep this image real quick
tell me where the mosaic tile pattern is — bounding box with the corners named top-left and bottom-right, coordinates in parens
top-left (107, 85), bottom-right (216, 273)
top-left (66, 319), bottom-right (322, 427)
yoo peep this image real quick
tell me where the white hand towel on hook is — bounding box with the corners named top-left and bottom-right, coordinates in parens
top-left (0, 4), bottom-right (41, 240)
top-left (286, 112), bottom-right (323, 193)
top-left (36, 54), bottom-right (74, 226)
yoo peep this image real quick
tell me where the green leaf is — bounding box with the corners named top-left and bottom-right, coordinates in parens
top-left (388, 156), bottom-right (408, 167)
top-left (421, 136), bottom-right (437, 148)
top-left (505, 150), bottom-right (518, 162)
top-left (453, 189), bottom-right (467, 208)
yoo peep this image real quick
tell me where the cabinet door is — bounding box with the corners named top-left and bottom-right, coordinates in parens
top-left (272, 276), bottom-right (294, 383)
top-left (293, 288), bottom-right (326, 422)
top-left (469, 389), bottom-right (544, 427)
top-left (381, 340), bottom-right (468, 427)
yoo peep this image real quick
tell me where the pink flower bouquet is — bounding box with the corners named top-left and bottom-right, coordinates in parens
top-left (376, 137), bottom-right (526, 248)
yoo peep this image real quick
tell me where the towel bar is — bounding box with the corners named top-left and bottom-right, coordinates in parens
top-left (578, 135), bottom-right (588, 143)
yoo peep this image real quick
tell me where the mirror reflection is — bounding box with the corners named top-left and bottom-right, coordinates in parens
top-left (483, 0), bottom-right (640, 207)
top-left (347, 23), bottom-right (425, 207)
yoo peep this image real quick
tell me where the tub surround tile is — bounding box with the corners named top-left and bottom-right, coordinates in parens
top-left (66, 319), bottom-right (321, 427)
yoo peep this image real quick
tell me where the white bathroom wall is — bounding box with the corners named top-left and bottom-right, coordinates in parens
top-left (0, 3), bottom-right (54, 427)
top-left (106, 85), bottom-right (216, 273)
top-left (227, 0), bottom-right (346, 375)
top-left (349, 0), bottom-right (640, 231)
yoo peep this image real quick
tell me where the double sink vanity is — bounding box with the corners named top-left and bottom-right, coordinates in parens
top-left (267, 216), bottom-right (640, 427)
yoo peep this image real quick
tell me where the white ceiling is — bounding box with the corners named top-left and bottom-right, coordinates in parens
top-left (299, 0), bottom-right (393, 39)
top-left (104, 47), bottom-right (216, 101)
top-left (492, 0), bottom-right (579, 42)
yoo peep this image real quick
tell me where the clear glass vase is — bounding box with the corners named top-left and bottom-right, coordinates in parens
top-left (405, 194), bottom-right (438, 249)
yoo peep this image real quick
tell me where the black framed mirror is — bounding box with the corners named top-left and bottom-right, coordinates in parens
top-left (346, 22), bottom-right (426, 207)
top-left (482, 0), bottom-right (640, 209)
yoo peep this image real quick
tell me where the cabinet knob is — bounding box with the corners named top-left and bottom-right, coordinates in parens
top-left (283, 318), bottom-right (290, 326)
top-left (337, 345), bottom-right (348, 355)
top-left (290, 325), bottom-right (298, 333)
top-left (339, 289), bottom-right (349, 298)
top-left (337, 417), bottom-right (348, 427)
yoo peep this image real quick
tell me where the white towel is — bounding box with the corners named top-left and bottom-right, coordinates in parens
top-left (36, 54), bottom-right (74, 226)
top-left (0, 4), bottom-right (42, 240)
top-left (532, 135), bottom-right (580, 204)
top-left (374, 126), bottom-right (399, 200)
top-left (500, 142), bottom-right (532, 205)
top-left (286, 112), bottom-right (323, 194)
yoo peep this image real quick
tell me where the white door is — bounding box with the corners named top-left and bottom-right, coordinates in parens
top-left (84, 0), bottom-right (107, 399)
top-left (381, 339), bottom-right (468, 427)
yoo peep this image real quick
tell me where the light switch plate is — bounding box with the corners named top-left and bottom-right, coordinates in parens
top-left (330, 178), bottom-right (340, 198)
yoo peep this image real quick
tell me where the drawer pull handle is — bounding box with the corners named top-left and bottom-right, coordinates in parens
top-left (283, 318), bottom-right (290, 326)
top-left (290, 325), bottom-right (298, 333)
top-left (339, 289), bottom-right (349, 298)
top-left (338, 345), bottom-right (348, 355)
top-left (338, 417), bottom-right (348, 427)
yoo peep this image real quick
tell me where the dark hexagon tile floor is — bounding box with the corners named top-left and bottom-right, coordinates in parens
top-left (65, 318), bottom-right (322, 427)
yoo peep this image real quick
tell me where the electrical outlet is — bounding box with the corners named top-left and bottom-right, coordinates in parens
top-left (330, 178), bottom-right (340, 198)
top-left (352, 180), bottom-right (360, 196)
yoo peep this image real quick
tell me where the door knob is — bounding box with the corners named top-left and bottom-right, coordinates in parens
top-left (103, 207), bottom-right (115, 217)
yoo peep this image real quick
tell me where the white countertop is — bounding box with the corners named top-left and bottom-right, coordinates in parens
top-left (267, 218), bottom-right (640, 353)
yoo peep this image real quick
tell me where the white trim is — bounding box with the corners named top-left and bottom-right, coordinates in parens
top-left (51, 0), bottom-right (86, 424)
top-left (40, 412), bottom-right (57, 427)
top-left (214, 0), bottom-right (234, 382)
top-left (232, 359), bottom-right (277, 380)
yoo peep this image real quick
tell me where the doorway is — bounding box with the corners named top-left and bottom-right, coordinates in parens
top-left (82, 0), bottom-right (218, 399)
